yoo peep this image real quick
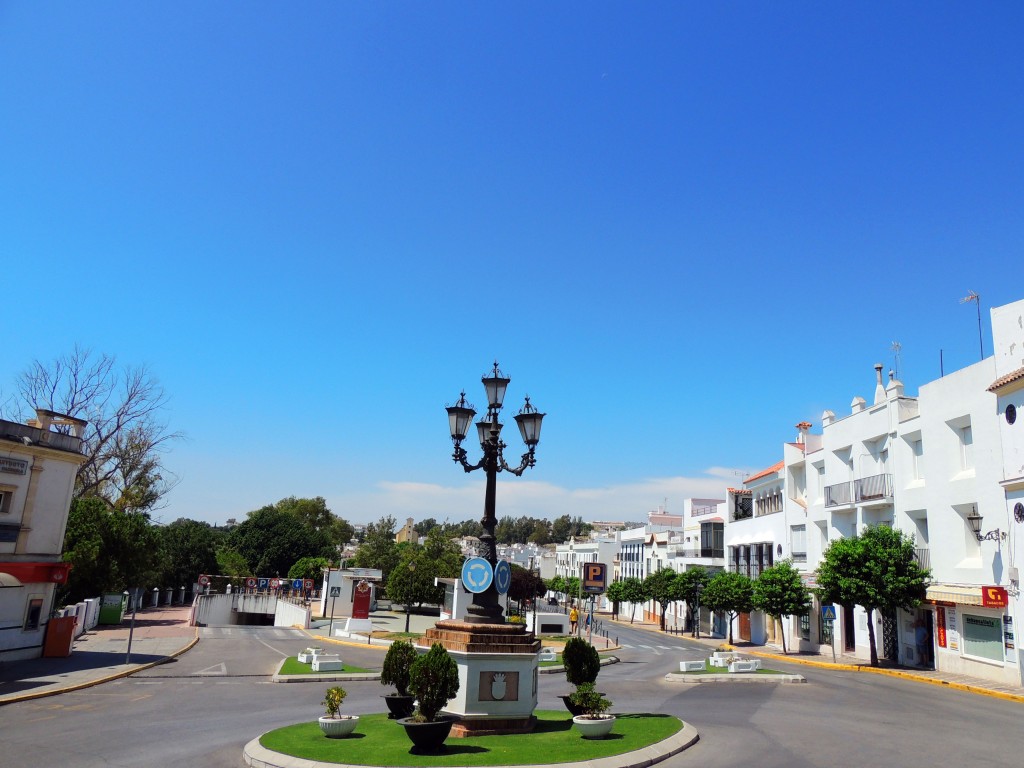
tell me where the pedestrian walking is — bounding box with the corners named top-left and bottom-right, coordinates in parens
top-left (569, 605), bottom-right (579, 634)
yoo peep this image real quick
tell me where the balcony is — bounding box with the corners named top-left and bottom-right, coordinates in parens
top-left (825, 481), bottom-right (853, 508)
top-left (855, 473), bottom-right (893, 505)
top-left (691, 504), bottom-right (717, 517)
top-left (914, 548), bottom-right (931, 571)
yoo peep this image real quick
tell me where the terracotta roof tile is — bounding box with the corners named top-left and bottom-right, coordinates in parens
top-left (988, 365), bottom-right (1024, 392)
top-left (744, 460), bottom-right (784, 484)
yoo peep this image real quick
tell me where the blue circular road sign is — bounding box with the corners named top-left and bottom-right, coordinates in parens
top-left (462, 557), bottom-right (494, 594)
top-left (494, 560), bottom-right (512, 595)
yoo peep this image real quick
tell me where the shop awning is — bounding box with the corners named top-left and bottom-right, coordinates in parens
top-left (925, 584), bottom-right (983, 606)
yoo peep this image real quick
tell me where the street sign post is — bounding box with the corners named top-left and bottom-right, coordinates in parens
top-left (822, 605), bottom-right (837, 662)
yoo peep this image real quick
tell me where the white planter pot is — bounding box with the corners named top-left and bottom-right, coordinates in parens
top-left (318, 715), bottom-right (359, 738)
top-left (572, 714), bottom-right (616, 739)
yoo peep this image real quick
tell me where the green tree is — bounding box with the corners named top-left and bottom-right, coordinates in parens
top-left (643, 568), bottom-right (679, 631)
top-left (288, 556), bottom-right (331, 581)
top-left (215, 547), bottom-right (250, 577)
top-left (61, 496), bottom-right (162, 602)
top-left (752, 561), bottom-right (811, 654)
top-left (564, 576), bottom-right (581, 604)
top-left (227, 504), bottom-right (334, 577)
top-left (701, 571), bottom-right (754, 644)
top-left (352, 515), bottom-right (401, 584)
top-left (158, 518), bottom-right (219, 588)
top-left (546, 575), bottom-right (566, 600)
top-left (413, 518), bottom-right (440, 537)
top-left (817, 525), bottom-right (930, 666)
top-left (276, 495), bottom-right (354, 550)
top-left (620, 576), bottom-right (647, 624)
top-left (674, 567), bottom-right (711, 635)
top-left (605, 579), bottom-right (627, 618)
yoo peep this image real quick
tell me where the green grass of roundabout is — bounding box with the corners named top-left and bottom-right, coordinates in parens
top-left (278, 657), bottom-right (372, 675)
top-left (260, 709), bottom-right (683, 766)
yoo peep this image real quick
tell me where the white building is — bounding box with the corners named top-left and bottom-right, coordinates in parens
top-left (1, 410), bottom-right (88, 662)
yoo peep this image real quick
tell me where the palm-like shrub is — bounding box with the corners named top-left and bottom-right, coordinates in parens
top-left (381, 639), bottom-right (418, 696)
top-left (408, 643), bottom-right (459, 722)
top-left (562, 637), bottom-right (600, 687)
top-left (322, 686), bottom-right (347, 718)
top-left (568, 682), bottom-right (611, 718)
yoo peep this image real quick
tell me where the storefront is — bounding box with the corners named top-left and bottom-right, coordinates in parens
top-left (924, 584), bottom-right (1018, 686)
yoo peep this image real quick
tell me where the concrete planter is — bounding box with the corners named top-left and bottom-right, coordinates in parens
top-left (318, 715), bottom-right (359, 738)
top-left (572, 714), bottom-right (616, 739)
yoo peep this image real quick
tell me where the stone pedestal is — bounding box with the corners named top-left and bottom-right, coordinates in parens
top-left (419, 619), bottom-right (541, 736)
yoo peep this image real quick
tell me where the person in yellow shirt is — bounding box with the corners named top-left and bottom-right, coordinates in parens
top-left (569, 605), bottom-right (579, 634)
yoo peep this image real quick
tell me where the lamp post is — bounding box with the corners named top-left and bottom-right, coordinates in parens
top-left (446, 362), bottom-right (545, 624)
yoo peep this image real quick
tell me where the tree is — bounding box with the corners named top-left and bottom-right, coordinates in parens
top-left (508, 564), bottom-right (546, 611)
top-left (817, 525), bottom-right (930, 666)
top-left (643, 568), bottom-right (679, 631)
top-left (353, 515), bottom-right (401, 584)
top-left (546, 575), bottom-right (566, 600)
top-left (61, 496), bottom-right (162, 602)
top-left (227, 504), bottom-right (334, 577)
top-left (620, 577), bottom-right (647, 624)
top-left (674, 567), bottom-right (711, 635)
top-left (215, 547), bottom-right (250, 577)
top-left (288, 556), bottom-right (331, 581)
top-left (413, 518), bottom-right (440, 537)
top-left (701, 571), bottom-right (754, 644)
top-left (752, 561), bottom-right (811, 654)
top-left (605, 579), bottom-right (627, 618)
top-left (158, 518), bottom-right (220, 588)
top-left (7, 347), bottom-right (181, 513)
top-left (276, 495), bottom-right (354, 549)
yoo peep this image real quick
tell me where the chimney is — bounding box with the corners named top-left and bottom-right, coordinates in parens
top-left (886, 370), bottom-right (905, 399)
top-left (873, 363), bottom-right (886, 404)
top-left (795, 421), bottom-right (812, 444)
top-left (851, 396), bottom-right (866, 414)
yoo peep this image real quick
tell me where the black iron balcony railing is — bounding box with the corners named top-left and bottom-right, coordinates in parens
top-left (855, 473), bottom-right (893, 503)
top-left (825, 481), bottom-right (853, 507)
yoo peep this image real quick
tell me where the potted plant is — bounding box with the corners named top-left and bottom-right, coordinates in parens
top-left (398, 643), bottom-right (460, 754)
top-left (318, 686), bottom-right (359, 738)
top-left (381, 639), bottom-right (418, 719)
top-left (569, 682), bottom-right (615, 739)
top-left (558, 637), bottom-right (601, 716)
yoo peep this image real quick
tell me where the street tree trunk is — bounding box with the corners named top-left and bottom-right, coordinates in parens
top-left (777, 616), bottom-right (788, 654)
top-left (866, 607), bottom-right (879, 666)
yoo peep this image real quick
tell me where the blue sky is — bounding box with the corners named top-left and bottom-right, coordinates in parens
top-left (2, 4), bottom-right (1021, 526)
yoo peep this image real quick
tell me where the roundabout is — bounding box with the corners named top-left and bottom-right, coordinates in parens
top-left (242, 710), bottom-right (698, 768)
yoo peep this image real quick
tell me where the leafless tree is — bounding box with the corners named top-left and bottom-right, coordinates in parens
top-left (6, 346), bottom-right (181, 513)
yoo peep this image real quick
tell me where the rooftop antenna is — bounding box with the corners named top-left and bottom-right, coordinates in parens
top-left (960, 290), bottom-right (984, 361)
top-left (890, 340), bottom-right (902, 380)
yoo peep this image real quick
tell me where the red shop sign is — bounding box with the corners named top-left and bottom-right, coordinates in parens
top-left (982, 586), bottom-right (1008, 608)
top-left (936, 607), bottom-right (947, 649)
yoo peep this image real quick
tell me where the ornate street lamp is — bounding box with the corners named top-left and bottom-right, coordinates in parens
top-left (967, 506), bottom-right (1006, 542)
top-left (446, 362), bottom-right (546, 624)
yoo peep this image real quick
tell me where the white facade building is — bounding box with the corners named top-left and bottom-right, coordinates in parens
top-left (0, 410), bottom-right (87, 662)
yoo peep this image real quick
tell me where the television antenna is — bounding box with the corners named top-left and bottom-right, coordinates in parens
top-left (890, 341), bottom-right (902, 380)
top-left (960, 291), bottom-right (983, 361)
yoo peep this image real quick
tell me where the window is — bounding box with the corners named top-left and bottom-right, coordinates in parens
top-left (959, 425), bottom-right (973, 470)
top-left (799, 613), bottom-right (811, 641)
top-left (961, 613), bottom-right (1002, 663)
top-left (1006, 403), bottom-right (1017, 425)
top-left (790, 525), bottom-right (807, 563)
top-left (700, 522), bottom-right (724, 558)
top-left (0, 486), bottom-right (14, 515)
top-left (911, 440), bottom-right (923, 480)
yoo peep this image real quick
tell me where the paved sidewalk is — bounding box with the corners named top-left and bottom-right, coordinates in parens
top-left (0, 605), bottom-right (197, 705)
top-left (605, 614), bottom-right (1024, 703)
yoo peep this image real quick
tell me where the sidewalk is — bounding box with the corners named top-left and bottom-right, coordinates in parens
top-left (0, 605), bottom-right (197, 706)
top-left (605, 614), bottom-right (1024, 703)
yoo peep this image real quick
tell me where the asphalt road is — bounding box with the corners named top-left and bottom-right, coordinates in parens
top-left (2, 623), bottom-right (1021, 768)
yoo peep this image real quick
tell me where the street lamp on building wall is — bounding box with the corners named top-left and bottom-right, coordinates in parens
top-left (446, 362), bottom-right (545, 624)
top-left (967, 507), bottom-right (1006, 542)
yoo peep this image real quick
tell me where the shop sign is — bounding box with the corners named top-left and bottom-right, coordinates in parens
top-left (982, 586), bottom-right (1008, 608)
top-left (936, 607), bottom-right (947, 648)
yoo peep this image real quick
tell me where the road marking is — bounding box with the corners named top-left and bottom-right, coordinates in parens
top-left (195, 662), bottom-right (228, 676)
top-left (253, 635), bottom-right (289, 657)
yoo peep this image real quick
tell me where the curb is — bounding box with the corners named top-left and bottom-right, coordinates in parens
top-left (243, 718), bottom-right (700, 768)
top-left (271, 657), bottom-right (381, 684)
top-left (0, 628), bottom-right (200, 706)
top-left (717, 644), bottom-right (1024, 703)
top-left (539, 655), bottom-right (620, 675)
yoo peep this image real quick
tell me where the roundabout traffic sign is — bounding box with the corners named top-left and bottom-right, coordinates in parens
top-left (461, 557), bottom-right (493, 593)
top-left (494, 559), bottom-right (511, 594)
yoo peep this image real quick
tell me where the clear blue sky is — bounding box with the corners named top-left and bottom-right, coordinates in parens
top-left (2, 4), bottom-right (1021, 526)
